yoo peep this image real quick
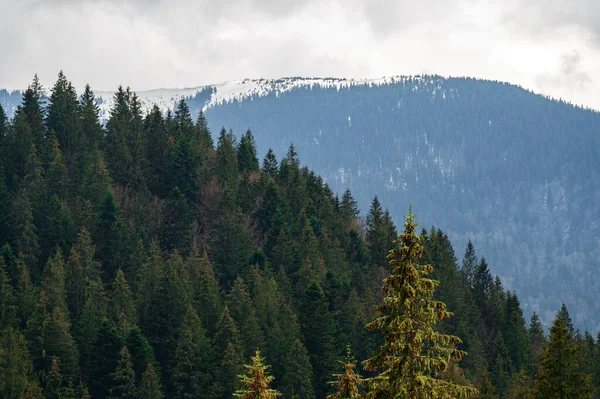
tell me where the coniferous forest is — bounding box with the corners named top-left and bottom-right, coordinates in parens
top-left (1, 73), bottom-right (599, 398)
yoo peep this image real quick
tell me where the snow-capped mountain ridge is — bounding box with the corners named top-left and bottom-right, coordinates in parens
top-left (2, 76), bottom-right (439, 122)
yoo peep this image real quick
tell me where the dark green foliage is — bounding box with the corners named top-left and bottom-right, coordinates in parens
top-left (534, 307), bottom-right (593, 398)
top-left (262, 149), bottom-right (278, 177)
top-left (125, 326), bottom-right (156, 384)
top-left (88, 319), bottom-right (124, 398)
top-left (170, 306), bottom-right (213, 398)
top-left (282, 339), bottom-right (315, 399)
top-left (299, 282), bottom-right (337, 398)
top-left (1, 76), bottom-right (598, 399)
top-left (209, 209), bottom-right (252, 287)
top-left (0, 328), bottom-right (38, 398)
top-left (109, 346), bottom-right (137, 399)
top-left (137, 364), bottom-right (164, 399)
top-left (237, 129), bottom-right (260, 173)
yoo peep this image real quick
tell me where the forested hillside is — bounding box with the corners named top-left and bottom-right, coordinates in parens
top-left (1, 74), bottom-right (599, 398)
top-left (199, 76), bottom-right (600, 332)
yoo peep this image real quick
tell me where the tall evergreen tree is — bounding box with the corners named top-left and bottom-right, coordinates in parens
top-left (534, 308), bottom-right (593, 399)
top-left (262, 149), bottom-right (278, 177)
top-left (0, 328), bottom-right (39, 398)
top-left (461, 240), bottom-right (478, 288)
top-left (88, 319), bottom-right (125, 399)
top-left (137, 364), bottom-right (164, 399)
top-left (109, 346), bottom-right (137, 399)
top-left (170, 306), bottom-right (213, 398)
top-left (299, 281), bottom-right (337, 398)
top-left (235, 350), bottom-right (281, 399)
top-left (327, 345), bottom-right (364, 399)
top-left (528, 312), bottom-right (547, 375)
top-left (363, 210), bottom-right (476, 399)
top-left (281, 339), bottom-right (315, 399)
top-left (237, 130), bottom-right (260, 173)
top-left (125, 326), bottom-right (156, 384)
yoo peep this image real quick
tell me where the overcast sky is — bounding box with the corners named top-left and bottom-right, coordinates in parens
top-left (1, 0), bottom-right (598, 109)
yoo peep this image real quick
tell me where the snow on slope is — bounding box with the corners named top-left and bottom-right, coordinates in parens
top-left (92, 76), bottom-right (429, 119)
top-left (2, 75), bottom-right (436, 121)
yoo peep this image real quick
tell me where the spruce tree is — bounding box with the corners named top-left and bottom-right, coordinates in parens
top-left (328, 345), bottom-right (364, 399)
top-left (109, 346), bottom-right (137, 399)
top-left (363, 210), bottom-right (476, 399)
top-left (299, 281), bottom-right (337, 398)
top-left (534, 309), bottom-right (592, 399)
top-left (528, 312), bottom-right (547, 375)
top-left (235, 350), bottom-right (281, 399)
top-left (461, 240), bottom-right (478, 288)
top-left (170, 306), bottom-right (213, 398)
top-left (0, 328), bottom-right (38, 398)
top-left (12, 188), bottom-right (40, 274)
top-left (281, 339), bottom-right (315, 399)
top-left (88, 319), bottom-right (125, 398)
top-left (137, 364), bottom-right (164, 399)
top-left (109, 269), bottom-right (137, 333)
top-left (0, 256), bottom-right (16, 329)
top-left (237, 129), bottom-right (260, 173)
top-left (125, 326), bottom-right (156, 384)
top-left (262, 149), bottom-right (278, 177)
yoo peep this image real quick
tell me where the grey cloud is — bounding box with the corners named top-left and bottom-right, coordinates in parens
top-left (502, 0), bottom-right (600, 47)
top-left (536, 51), bottom-right (592, 92)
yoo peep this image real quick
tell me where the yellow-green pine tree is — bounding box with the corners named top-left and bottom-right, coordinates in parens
top-left (235, 349), bottom-right (281, 399)
top-left (363, 209), bottom-right (477, 399)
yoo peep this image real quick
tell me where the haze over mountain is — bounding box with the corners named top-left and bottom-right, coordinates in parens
top-left (2, 75), bottom-right (599, 332)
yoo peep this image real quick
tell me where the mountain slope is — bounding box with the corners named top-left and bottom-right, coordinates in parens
top-left (2, 76), bottom-right (599, 331)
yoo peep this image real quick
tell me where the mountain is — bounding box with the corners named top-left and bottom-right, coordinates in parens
top-left (2, 76), bottom-right (599, 331)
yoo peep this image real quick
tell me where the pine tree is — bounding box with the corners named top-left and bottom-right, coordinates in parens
top-left (185, 250), bottom-right (222, 333)
top-left (170, 306), bottom-right (213, 398)
top-left (235, 350), bottom-right (281, 399)
top-left (95, 191), bottom-right (122, 281)
top-left (46, 71), bottom-right (80, 165)
top-left (299, 281), bottom-right (337, 398)
top-left (109, 346), bottom-right (137, 399)
top-left (215, 307), bottom-right (245, 399)
top-left (340, 189), bottom-right (360, 222)
top-left (137, 364), bottom-right (164, 399)
top-left (477, 371), bottom-right (496, 399)
top-left (12, 188), bottom-right (40, 274)
top-left (227, 277), bottom-right (264, 358)
top-left (365, 196), bottom-right (396, 269)
top-left (0, 175), bottom-right (12, 248)
top-left (363, 210), bottom-right (476, 399)
top-left (281, 339), bottom-right (315, 399)
top-left (262, 149), bottom-right (278, 178)
top-left (461, 240), bottom-right (478, 288)
top-left (65, 228), bottom-right (102, 327)
top-left (0, 256), bottom-right (16, 329)
top-left (237, 129), bottom-right (260, 173)
top-left (0, 328), bottom-right (39, 398)
top-left (109, 269), bottom-right (137, 333)
top-left (534, 309), bottom-right (592, 399)
top-left (88, 319), bottom-right (125, 398)
top-left (328, 345), bottom-right (364, 399)
top-left (79, 84), bottom-right (103, 152)
top-left (41, 248), bottom-right (67, 310)
top-left (528, 312), bottom-right (547, 375)
top-left (44, 357), bottom-right (65, 399)
top-left (125, 326), bottom-right (156, 384)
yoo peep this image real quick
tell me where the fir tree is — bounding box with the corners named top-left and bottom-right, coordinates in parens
top-left (534, 309), bottom-right (592, 399)
top-left (327, 345), bottom-right (364, 399)
top-left (88, 319), bottom-right (125, 398)
top-left (109, 346), bottom-right (137, 399)
top-left (461, 240), bottom-right (478, 288)
top-left (110, 269), bottom-right (137, 333)
top-left (363, 210), bottom-right (476, 399)
top-left (137, 364), bottom-right (164, 399)
top-left (299, 281), bottom-right (337, 398)
top-left (262, 149), bottom-right (278, 177)
top-left (235, 350), bottom-right (281, 399)
top-left (237, 129), bottom-right (260, 173)
top-left (281, 339), bottom-right (315, 399)
top-left (125, 326), bottom-right (156, 384)
top-left (528, 312), bottom-right (547, 375)
top-left (170, 306), bottom-right (213, 398)
top-left (0, 328), bottom-right (38, 398)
